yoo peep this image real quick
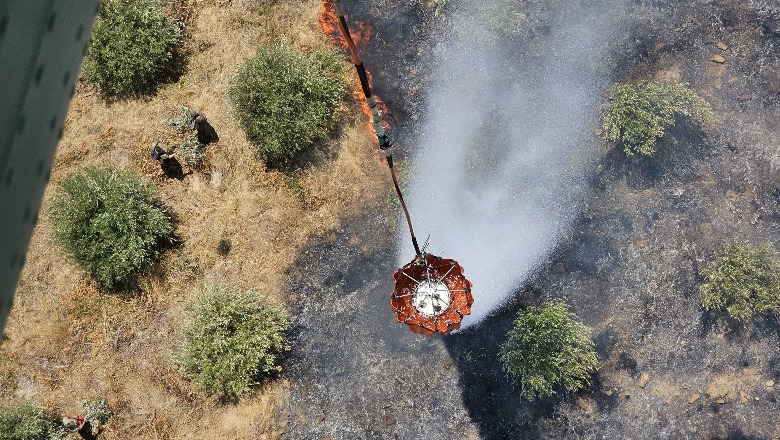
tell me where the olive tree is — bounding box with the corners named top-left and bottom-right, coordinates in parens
top-left (602, 81), bottom-right (712, 156)
top-left (50, 167), bottom-right (174, 289)
top-left (82, 0), bottom-right (183, 96)
top-left (501, 300), bottom-right (598, 400)
top-left (175, 285), bottom-right (290, 398)
top-left (228, 42), bottom-right (345, 164)
top-left (701, 242), bottom-right (780, 322)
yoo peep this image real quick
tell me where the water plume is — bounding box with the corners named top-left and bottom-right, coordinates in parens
top-left (399, 0), bottom-right (625, 327)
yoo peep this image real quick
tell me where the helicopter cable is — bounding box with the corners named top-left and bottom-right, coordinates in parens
top-left (332, 0), bottom-right (422, 258)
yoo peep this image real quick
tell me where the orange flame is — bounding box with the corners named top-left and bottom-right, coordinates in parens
top-left (318, 0), bottom-right (388, 146)
top-left (318, 1), bottom-right (373, 53)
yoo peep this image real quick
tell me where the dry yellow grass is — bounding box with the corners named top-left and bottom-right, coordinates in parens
top-left (1, 0), bottom-right (388, 437)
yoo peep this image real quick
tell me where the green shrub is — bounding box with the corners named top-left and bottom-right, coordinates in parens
top-left (175, 285), bottom-right (290, 398)
top-left (228, 42), bottom-right (345, 164)
top-left (429, 0), bottom-right (448, 16)
top-left (0, 402), bottom-right (67, 440)
top-left (701, 242), bottom-right (780, 322)
top-left (82, 0), bottom-right (183, 97)
top-left (602, 81), bottom-right (712, 156)
top-left (50, 167), bottom-right (174, 289)
top-left (179, 134), bottom-right (206, 168)
top-left (168, 105), bottom-right (194, 133)
top-left (500, 301), bottom-right (598, 400)
top-left (447, 0), bottom-right (525, 42)
top-left (82, 399), bottom-right (111, 435)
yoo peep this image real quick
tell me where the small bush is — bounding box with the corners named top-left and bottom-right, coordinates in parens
top-left (82, 0), bottom-right (183, 97)
top-left (50, 167), bottom-right (174, 289)
top-left (501, 301), bottom-right (598, 400)
top-left (448, 0), bottom-right (525, 42)
top-left (602, 81), bottom-right (712, 156)
top-left (228, 41), bottom-right (345, 164)
top-left (82, 399), bottom-right (111, 435)
top-left (176, 285), bottom-right (290, 398)
top-left (428, 0), bottom-right (448, 16)
top-left (701, 242), bottom-right (780, 322)
top-left (217, 238), bottom-right (232, 256)
top-left (168, 105), bottom-right (194, 133)
top-left (0, 402), bottom-right (67, 440)
top-left (179, 134), bottom-right (206, 168)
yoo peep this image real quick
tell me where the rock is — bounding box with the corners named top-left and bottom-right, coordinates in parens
top-left (740, 391), bottom-right (748, 404)
top-left (639, 371), bottom-right (650, 388)
top-left (711, 54), bottom-right (726, 63)
top-left (383, 414), bottom-right (397, 425)
top-left (444, 358), bottom-right (454, 369)
top-left (654, 42), bottom-right (666, 52)
top-left (755, 397), bottom-right (760, 401)
top-left (210, 171), bottom-right (223, 188)
top-left (315, 415), bottom-right (325, 423)
top-left (766, 380), bottom-right (775, 387)
top-left (716, 398), bottom-right (726, 404)
top-left (605, 390), bottom-right (614, 396)
top-left (716, 41), bottom-right (729, 50)
top-left (14, 376), bottom-right (41, 399)
top-left (703, 36), bottom-right (715, 44)
top-left (688, 393), bottom-right (700, 404)
top-left (707, 376), bottom-right (736, 399)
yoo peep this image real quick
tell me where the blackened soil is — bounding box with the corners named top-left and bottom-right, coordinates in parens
top-left (282, 209), bottom-right (480, 438)
top-left (281, 0), bottom-right (780, 438)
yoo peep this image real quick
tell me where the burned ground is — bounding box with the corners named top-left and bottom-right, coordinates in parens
top-left (283, 0), bottom-right (780, 438)
top-left (4, 0), bottom-right (780, 438)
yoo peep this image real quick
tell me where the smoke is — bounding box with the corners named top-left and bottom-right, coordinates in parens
top-left (399, 0), bottom-right (626, 327)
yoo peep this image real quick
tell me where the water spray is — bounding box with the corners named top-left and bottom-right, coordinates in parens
top-left (328, 0), bottom-right (473, 335)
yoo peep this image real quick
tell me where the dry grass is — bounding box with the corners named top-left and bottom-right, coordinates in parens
top-left (1, 0), bottom-right (387, 437)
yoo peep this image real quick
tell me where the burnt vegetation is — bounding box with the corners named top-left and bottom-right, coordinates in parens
top-left (6, 0), bottom-right (780, 438)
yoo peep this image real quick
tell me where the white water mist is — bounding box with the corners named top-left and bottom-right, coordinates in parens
top-left (399, 0), bottom-right (625, 327)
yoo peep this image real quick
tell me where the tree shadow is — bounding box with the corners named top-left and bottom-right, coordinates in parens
top-left (699, 308), bottom-right (780, 341)
top-left (698, 308), bottom-right (720, 337)
top-left (597, 117), bottom-right (712, 191)
top-left (724, 429), bottom-right (770, 440)
top-left (443, 288), bottom-right (562, 439)
top-left (698, 307), bottom-right (757, 340)
top-left (593, 327), bottom-right (619, 360)
top-left (749, 313), bottom-right (780, 339)
top-left (261, 118), bottom-right (346, 173)
top-left (161, 158), bottom-right (191, 180)
top-left (77, 422), bottom-right (97, 440)
top-left (195, 120), bottom-right (219, 145)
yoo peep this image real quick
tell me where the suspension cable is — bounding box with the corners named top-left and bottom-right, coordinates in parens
top-left (331, 0), bottom-right (422, 258)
